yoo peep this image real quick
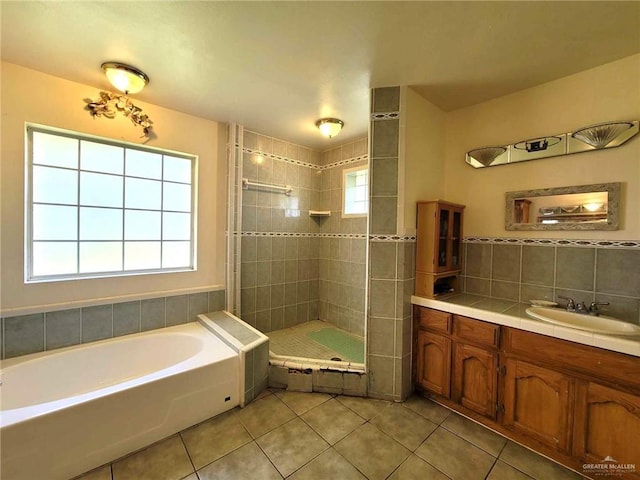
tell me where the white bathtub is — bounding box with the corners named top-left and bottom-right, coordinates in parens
top-left (0, 321), bottom-right (240, 480)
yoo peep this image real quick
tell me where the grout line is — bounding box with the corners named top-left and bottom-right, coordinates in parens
top-left (178, 431), bottom-right (198, 477)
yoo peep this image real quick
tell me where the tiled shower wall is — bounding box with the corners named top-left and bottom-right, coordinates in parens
top-left (239, 131), bottom-right (321, 332)
top-left (462, 239), bottom-right (640, 324)
top-left (238, 131), bottom-right (370, 336)
top-left (318, 139), bottom-right (368, 336)
top-left (0, 289), bottom-right (225, 359)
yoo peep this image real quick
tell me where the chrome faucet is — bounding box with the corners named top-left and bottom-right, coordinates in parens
top-left (588, 301), bottom-right (610, 316)
top-left (557, 295), bottom-right (575, 312)
top-left (575, 301), bottom-right (588, 314)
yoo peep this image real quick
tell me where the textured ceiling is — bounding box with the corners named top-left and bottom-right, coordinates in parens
top-left (2, 1), bottom-right (639, 149)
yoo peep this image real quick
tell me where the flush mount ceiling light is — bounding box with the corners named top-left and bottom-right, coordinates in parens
top-left (316, 118), bottom-right (344, 138)
top-left (85, 62), bottom-right (154, 137)
top-left (466, 146), bottom-right (507, 167)
top-left (101, 62), bottom-right (149, 94)
top-left (571, 121), bottom-right (634, 149)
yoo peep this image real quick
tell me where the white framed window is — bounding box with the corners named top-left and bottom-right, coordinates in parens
top-left (25, 124), bottom-right (198, 282)
top-left (342, 166), bottom-right (368, 217)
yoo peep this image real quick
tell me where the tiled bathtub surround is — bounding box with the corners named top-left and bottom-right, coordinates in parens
top-left (462, 238), bottom-right (640, 324)
top-left (238, 130), bottom-right (369, 337)
top-left (1, 289), bottom-right (225, 359)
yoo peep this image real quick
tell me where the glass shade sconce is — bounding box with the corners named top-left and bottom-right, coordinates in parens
top-left (466, 120), bottom-right (638, 168)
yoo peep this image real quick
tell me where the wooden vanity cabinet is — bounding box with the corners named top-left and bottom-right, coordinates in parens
top-left (452, 342), bottom-right (498, 419)
top-left (451, 315), bottom-right (500, 419)
top-left (502, 359), bottom-right (573, 453)
top-left (414, 307), bottom-right (499, 418)
top-left (413, 305), bottom-right (640, 478)
top-left (416, 330), bottom-right (451, 398)
top-left (414, 307), bottom-right (452, 397)
top-left (573, 382), bottom-right (640, 473)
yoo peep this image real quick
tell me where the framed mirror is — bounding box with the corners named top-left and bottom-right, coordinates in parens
top-left (505, 182), bottom-right (621, 231)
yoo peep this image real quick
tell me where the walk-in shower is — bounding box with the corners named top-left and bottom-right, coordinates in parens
top-left (226, 125), bottom-right (369, 368)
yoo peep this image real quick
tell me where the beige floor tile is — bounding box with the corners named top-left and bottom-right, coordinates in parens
top-left (500, 442), bottom-right (582, 480)
top-left (370, 403), bottom-right (438, 450)
top-left (288, 448), bottom-right (366, 480)
top-left (74, 464), bottom-right (112, 480)
top-left (181, 409), bottom-right (252, 469)
top-left (335, 423), bottom-right (411, 480)
top-left (335, 394), bottom-right (391, 420)
top-left (197, 442), bottom-right (282, 480)
top-left (236, 393), bottom-right (296, 438)
top-left (181, 474), bottom-right (198, 480)
top-left (301, 398), bottom-right (366, 444)
top-left (402, 394), bottom-right (451, 424)
top-left (415, 427), bottom-right (496, 480)
top-left (112, 435), bottom-right (193, 480)
top-left (487, 460), bottom-right (535, 480)
top-left (388, 454), bottom-right (450, 480)
top-left (273, 389), bottom-right (332, 415)
top-left (256, 417), bottom-right (329, 477)
top-left (442, 412), bottom-right (507, 456)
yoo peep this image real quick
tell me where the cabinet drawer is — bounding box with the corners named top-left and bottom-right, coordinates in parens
top-left (453, 315), bottom-right (500, 348)
top-left (417, 307), bottom-right (452, 333)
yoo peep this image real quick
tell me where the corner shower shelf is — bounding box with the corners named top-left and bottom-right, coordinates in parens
top-left (309, 210), bottom-right (331, 217)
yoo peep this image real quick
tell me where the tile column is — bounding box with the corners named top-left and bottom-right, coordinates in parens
top-left (367, 87), bottom-right (415, 401)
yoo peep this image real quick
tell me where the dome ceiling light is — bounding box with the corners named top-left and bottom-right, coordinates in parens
top-left (101, 62), bottom-right (149, 94)
top-left (316, 118), bottom-right (344, 138)
top-left (85, 61), bottom-right (154, 137)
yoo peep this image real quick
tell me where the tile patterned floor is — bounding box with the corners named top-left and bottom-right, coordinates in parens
top-left (76, 390), bottom-right (583, 480)
top-left (268, 320), bottom-right (364, 362)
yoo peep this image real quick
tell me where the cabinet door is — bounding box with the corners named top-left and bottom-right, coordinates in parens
top-left (416, 330), bottom-right (451, 398)
top-left (436, 206), bottom-right (450, 271)
top-left (573, 382), bottom-right (640, 476)
top-left (452, 343), bottom-right (498, 419)
top-left (450, 208), bottom-right (463, 270)
top-left (503, 359), bottom-right (573, 452)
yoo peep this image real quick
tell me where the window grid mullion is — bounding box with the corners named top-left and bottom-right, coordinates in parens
top-left (122, 149), bottom-right (127, 271)
top-left (160, 155), bottom-right (165, 269)
top-left (76, 139), bottom-right (81, 274)
top-left (27, 125), bottom-right (195, 281)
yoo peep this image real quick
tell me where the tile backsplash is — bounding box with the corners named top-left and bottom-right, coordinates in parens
top-left (1, 290), bottom-right (225, 360)
top-left (462, 239), bottom-right (640, 324)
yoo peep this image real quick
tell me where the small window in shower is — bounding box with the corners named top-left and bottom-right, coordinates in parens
top-left (25, 124), bottom-right (197, 282)
top-left (342, 166), bottom-right (368, 217)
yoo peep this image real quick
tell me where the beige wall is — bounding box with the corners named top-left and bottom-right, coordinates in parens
top-left (402, 86), bottom-right (446, 234)
top-left (0, 62), bottom-right (226, 314)
top-left (443, 54), bottom-right (640, 239)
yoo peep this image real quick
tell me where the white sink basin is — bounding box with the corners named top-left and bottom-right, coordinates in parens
top-left (525, 307), bottom-right (640, 336)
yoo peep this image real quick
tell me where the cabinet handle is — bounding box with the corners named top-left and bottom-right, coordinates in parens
top-left (495, 402), bottom-right (505, 414)
top-left (497, 365), bottom-right (507, 376)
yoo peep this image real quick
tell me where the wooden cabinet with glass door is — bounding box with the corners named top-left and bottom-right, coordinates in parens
top-left (415, 200), bottom-right (465, 298)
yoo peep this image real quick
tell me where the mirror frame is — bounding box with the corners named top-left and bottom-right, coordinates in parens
top-left (505, 182), bottom-right (621, 231)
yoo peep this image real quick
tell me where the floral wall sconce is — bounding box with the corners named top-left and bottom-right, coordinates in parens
top-left (84, 62), bottom-right (154, 137)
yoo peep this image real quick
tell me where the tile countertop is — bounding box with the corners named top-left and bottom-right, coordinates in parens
top-left (411, 294), bottom-right (640, 359)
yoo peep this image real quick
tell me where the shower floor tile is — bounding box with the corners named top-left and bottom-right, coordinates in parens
top-left (268, 320), bottom-right (364, 363)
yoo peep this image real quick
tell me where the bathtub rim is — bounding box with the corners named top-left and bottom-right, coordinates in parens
top-left (0, 321), bottom-right (237, 429)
